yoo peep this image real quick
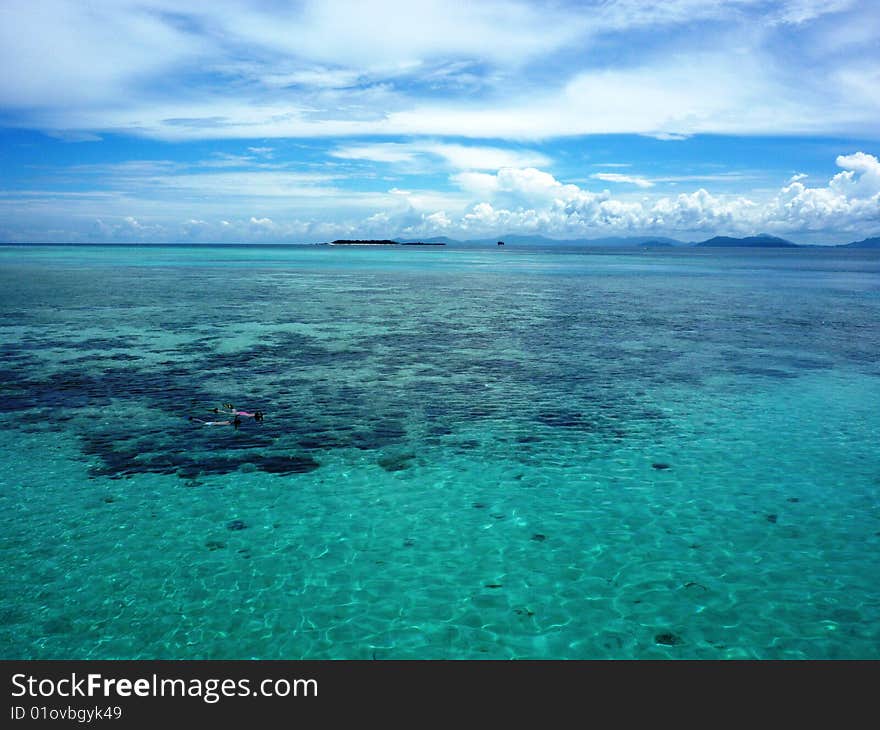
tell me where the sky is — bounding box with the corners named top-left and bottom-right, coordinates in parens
top-left (0, 0), bottom-right (879, 244)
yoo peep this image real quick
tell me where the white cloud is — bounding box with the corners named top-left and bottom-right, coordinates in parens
top-left (0, 1), bottom-right (207, 109)
top-left (648, 133), bottom-right (690, 141)
top-left (443, 153), bottom-right (880, 237)
top-left (648, 189), bottom-right (757, 230)
top-left (423, 143), bottom-right (550, 170)
top-left (332, 144), bottom-right (420, 164)
top-left (771, 0), bottom-right (856, 25)
top-left (330, 141), bottom-right (550, 170)
top-left (423, 210), bottom-right (452, 229)
top-left (89, 215), bottom-right (168, 241)
top-left (198, 153), bottom-right (260, 168)
top-left (45, 130), bottom-right (103, 142)
top-left (387, 46), bottom-right (845, 141)
top-left (67, 159), bottom-right (182, 176)
top-left (830, 151), bottom-right (880, 197)
top-left (0, 0), bottom-right (584, 109)
top-left (0, 1), bottom-right (876, 142)
top-left (4, 150), bottom-right (879, 243)
top-left (221, 0), bottom-right (587, 68)
top-left (140, 171), bottom-right (340, 198)
top-left (452, 167), bottom-right (581, 203)
top-left (763, 152), bottom-right (880, 231)
top-left (258, 68), bottom-right (362, 89)
top-left (590, 172), bottom-right (655, 188)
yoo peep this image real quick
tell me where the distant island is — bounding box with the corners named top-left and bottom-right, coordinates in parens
top-left (695, 234), bottom-right (798, 248)
top-left (328, 239), bottom-right (445, 246)
top-left (841, 236), bottom-right (880, 249)
top-left (312, 233), bottom-right (880, 248)
top-left (329, 239), bottom-right (397, 245)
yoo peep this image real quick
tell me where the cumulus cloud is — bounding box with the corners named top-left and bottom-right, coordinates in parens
top-left (830, 151), bottom-right (880, 197)
top-left (647, 189), bottom-right (757, 231)
top-left (764, 152), bottom-right (880, 231)
top-left (453, 167), bottom-right (582, 203)
top-left (5, 151), bottom-right (879, 243)
top-left (82, 215), bottom-right (167, 241)
top-left (443, 153), bottom-right (880, 237)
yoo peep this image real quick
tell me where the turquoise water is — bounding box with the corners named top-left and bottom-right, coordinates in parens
top-left (1, 244), bottom-right (878, 659)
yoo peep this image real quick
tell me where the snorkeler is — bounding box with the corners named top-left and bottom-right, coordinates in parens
top-left (217, 404), bottom-right (264, 421)
top-left (233, 409), bottom-right (264, 421)
top-left (190, 415), bottom-right (242, 427)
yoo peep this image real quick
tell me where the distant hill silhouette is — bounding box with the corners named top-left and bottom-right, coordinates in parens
top-left (331, 238), bottom-right (445, 246)
top-left (695, 234), bottom-right (798, 248)
top-left (448, 234), bottom-right (686, 247)
top-left (331, 239), bottom-right (398, 245)
top-left (320, 232), bottom-right (880, 248)
top-left (841, 236), bottom-right (880, 249)
top-left (396, 236), bottom-right (455, 244)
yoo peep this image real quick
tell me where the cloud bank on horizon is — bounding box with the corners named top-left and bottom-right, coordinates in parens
top-left (0, 0), bottom-right (878, 243)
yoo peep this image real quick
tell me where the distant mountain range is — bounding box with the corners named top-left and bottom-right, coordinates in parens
top-left (841, 236), bottom-right (880, 249)
top-left (694, 234), bottom-right (798, 248)
top-left (394, 233), bottom-right (880, 248)
top-left (397, 234), bottom-right (686, 247)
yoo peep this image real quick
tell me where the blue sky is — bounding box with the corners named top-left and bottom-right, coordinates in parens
top-left (1, 0), bottom-right (879, 244)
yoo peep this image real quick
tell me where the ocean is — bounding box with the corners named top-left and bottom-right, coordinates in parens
top-left (1, 243), bottom-right (878, 659)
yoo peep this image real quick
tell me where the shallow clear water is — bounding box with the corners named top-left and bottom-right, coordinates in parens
top-left (1, 244), bottom-right (878, 659)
